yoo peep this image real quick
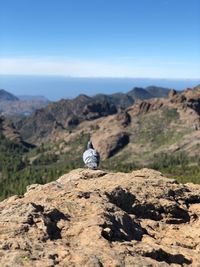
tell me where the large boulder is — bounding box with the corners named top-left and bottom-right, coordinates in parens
top-left (0, 168), bottom-right (200, 266)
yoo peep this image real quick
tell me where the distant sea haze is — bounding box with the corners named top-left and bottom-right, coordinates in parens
top-left (0, 75), bottom-right (200, 101)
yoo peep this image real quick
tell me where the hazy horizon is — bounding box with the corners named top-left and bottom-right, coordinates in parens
top-left (0, 75), bottom-right (200, 101)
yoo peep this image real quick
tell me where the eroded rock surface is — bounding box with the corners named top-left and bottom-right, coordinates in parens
top-left (0, 168), bottom-right (200, 266)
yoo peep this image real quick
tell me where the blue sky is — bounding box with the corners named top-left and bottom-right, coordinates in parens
top-left (0, 0), bottom-right (199, 78)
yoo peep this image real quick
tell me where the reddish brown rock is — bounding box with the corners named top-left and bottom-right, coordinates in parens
top-left (168, 89), bottom-right (177, 98)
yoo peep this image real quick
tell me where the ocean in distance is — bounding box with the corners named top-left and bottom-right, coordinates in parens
top-left (0, 75), bottom-right (200, 101)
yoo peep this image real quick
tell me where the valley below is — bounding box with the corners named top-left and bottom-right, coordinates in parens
top-left (0, 85), bottom-right (200, 200)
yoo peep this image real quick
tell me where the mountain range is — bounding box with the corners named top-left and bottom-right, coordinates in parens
top-left (14, 85), bottom-right (171, 142)
top-left (13, 84), bottom-right (200, 178)
top-left (93, 85), bottom-right (170, 109)
top-left (2, 84), bottom-right (200, 201)
top-left (0, 86), bottom-right (170, 117)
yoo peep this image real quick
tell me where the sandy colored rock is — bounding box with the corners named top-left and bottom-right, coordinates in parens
top-left (0, 168), bottom-right (200, 266)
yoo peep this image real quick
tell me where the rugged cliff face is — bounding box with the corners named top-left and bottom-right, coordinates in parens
top-left (91, 86), bottom-right (200, 161)
top-left (0, 168), bottom-right (200, 266)
top-left (14, 86), bottom-right (171, 144)
top-left (15, 95), bottom-right (117, 143)
top-left (0, 116), bottom-right (32, 148)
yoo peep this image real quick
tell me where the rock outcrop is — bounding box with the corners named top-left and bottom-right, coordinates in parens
top-left (0, 168), bottom-right (200, 266)
top-left (88, 85), bottom-right (200, 160)
top-left (15, 95), bottom-right (117, 143)
top-left (0, 116), bottom-right (33, 148)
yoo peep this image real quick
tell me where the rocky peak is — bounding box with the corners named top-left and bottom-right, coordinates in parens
top-left (0, 116), bottom-right (27, 145)
top-left (127, 98), bottom-right (164, 115)
top-left (168, 87), bottom-right (200, 117)
top-left (0, 168), bottom-right (200, 266)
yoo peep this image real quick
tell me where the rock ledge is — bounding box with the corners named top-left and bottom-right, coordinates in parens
top-left (0, 168), bottom-right (200, 266)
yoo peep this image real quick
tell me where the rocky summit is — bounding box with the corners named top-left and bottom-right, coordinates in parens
top-left (0, 168), bottom-right (200, 267)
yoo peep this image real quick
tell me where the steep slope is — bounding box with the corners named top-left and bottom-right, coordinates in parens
top-left (0, 116), bottom-right (37, 198)
top-left (93, 93), bottom-right (134, 109)
top-left (15, 85), bottom-right (171, 143)
top-left (0, 116), bottom-right (31, 147)
top-left (94, 86), bottom-right (170, 109)
top-left (0, 89), bottom-right (19, 101)
top-left (90, 87), bottom-right (200, 163)
top-left (145, 86), bottom-right (171, 98)
top-left (15, 94), bottom-right (117, 143)
top-left (0, 168), bottom-right (199, 266)
top-left (127, 86), bottom-right (170, 100)
top-left (127, 87), bottom-right (153, 100)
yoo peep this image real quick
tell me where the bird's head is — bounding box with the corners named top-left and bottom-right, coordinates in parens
top-left (87, 140), bottom-right (94, 150)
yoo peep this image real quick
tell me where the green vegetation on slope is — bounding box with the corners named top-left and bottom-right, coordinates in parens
top-left (1, 131), bottom-right (200, 201)
top-left (134, 107), bottom-right (190, 149)
top-left (101, 151), bottom-right (200, 184)
top-left (149, 152), bottom-right (200, 184)
top-left (0, 132), bottom-right (89, 201)
top-left (0, 106), bottom-right (200, 200)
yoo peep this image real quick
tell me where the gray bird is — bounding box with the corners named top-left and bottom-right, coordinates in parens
top-left (83, 141), bottom-right (100, 169)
